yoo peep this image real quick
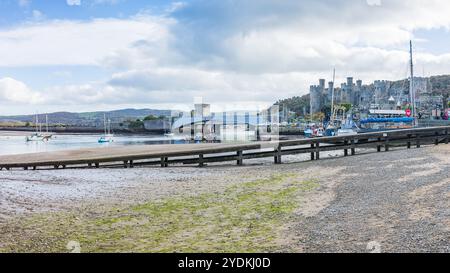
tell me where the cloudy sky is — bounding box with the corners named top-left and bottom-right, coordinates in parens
top-left (0, 0), bottom-right (449, 115)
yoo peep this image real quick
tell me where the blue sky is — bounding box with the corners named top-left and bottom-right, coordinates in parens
top-left (0, 0), bottom-right (449, 115)
top-left (0, 0), bottom-right (171, 25)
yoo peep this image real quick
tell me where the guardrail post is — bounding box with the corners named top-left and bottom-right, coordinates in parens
top-left (95, 163), bottom-right (100, 168)
top-left (351, 139), bottom-right (356, 156)
top-left (407, 134), bottom-right (411, 149)
top-left (416, 134), bottom-right (421, 148)
top-left (276, 144), bottom-right (282, 164)
top-left (377, 138), bottom-right (381, 152)
top-left (161, 157), bottom-right (168, 168)
top-left (129, 160), bottom-right (134, 168)
top-left (198, 154), bottom-right (204, 167)
top-left (310, 143), bottom-right (315, 160)
top-left (434, 131), bottom-right (439, 145)
top-left (315, 142), bottom-right (320, 160)
top-left (237, 150), bottom-right (243, 166)
top-left (446, 129), bottom-right (449, 144)
top-left (344, 140), bottom-right (348, 156)
top-left (385, 137), bottom-right (389, 152)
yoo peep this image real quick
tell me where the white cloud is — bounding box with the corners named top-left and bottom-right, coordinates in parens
top-left (66, 0), bottom-right (81, 6)
top-left (31, 10), bottom-right (45, 21)
top-left (0, 77), bottom-right (43, 104)
top-left (17, 0), bottom-right (31, 8)
top-left (366, 0), bottom-right (382, 6)
top-left (93, 0), bottom-right (121, 4)
top-left (2, 0), bottom-right (450, 114)
top-left (0, 17), bottom-right (172, 67)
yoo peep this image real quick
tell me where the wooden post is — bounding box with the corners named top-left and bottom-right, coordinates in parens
top-left (24, 166), bottom-right (28, 170)
top-left (275, 144), bottom-right (282, 164)
top-left (33, 166), bottom-right (37, 170)
top-left (198, 154), bottom-right (204, 167)
top-left (161, 157), bottom-right (168, 168)
top-left (351, 139), bottom-right (356, 156)
top-left (95, 163), bottom-right (100, 168)
top-left (446, 129), bottom-right (449, 144)
top-left (344, 140), bottom-right (348, 156)
top-left (377, 138), bottom-right (381, 152)
top-left (237, 150), bottom-right (243, 166)
top-left (385, 137), bottom-right (389, 152)
top-left (88, 163), bottom-right (92, 168)
top-left (434, 131), bottom-right (439, 145)
top-left (407, 134), bottom-right (411, 149)
top-left (129, 160), bottom-right (134, 168)
top-left (310, 143), bottom-right (315, 160)
top-left (315, 142), bottom-right (320, 160)
top-left (416, 134), bottom-right (421, 148)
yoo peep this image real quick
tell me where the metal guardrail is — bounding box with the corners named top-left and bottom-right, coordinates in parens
top-left (0, 126), bottom-right (449, 171)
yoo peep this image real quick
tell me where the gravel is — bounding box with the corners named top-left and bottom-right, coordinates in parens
top-left (294, 145), bottom-right (450, 253)
top-left (0, 144), bottom-right (449, 252)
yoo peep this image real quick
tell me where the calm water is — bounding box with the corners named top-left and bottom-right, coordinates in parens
top-left (0, 133), bottom-right (188, 156)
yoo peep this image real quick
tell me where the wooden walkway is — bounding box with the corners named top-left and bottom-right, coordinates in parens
top-left (0, 126), bottom-right (449, 171)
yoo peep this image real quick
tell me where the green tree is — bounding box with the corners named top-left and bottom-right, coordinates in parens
top-left (339, 103), bottom-right (352, 113)
top-left (144, 115), bottom-right (166, 121)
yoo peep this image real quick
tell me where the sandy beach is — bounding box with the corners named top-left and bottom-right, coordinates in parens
top-left (0, 144), bottom-right (449, 252)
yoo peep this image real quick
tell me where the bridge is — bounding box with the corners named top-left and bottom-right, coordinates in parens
top-left (0, 126), bottom-right (449, 171)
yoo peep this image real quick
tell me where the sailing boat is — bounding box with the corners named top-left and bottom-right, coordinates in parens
top-left (26, 114), bottom-right (52, 142)
top-left (42, 114), bottom-right (53, 140)
top-left (98, 114), bottom-right (114, 143)
top-left (359, 40), bottom-right (416, 132)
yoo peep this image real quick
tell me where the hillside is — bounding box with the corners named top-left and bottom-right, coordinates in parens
top-left (0, 108), bottom-right (172, 127)
top-left (275, 94), bottom-right (310, 116)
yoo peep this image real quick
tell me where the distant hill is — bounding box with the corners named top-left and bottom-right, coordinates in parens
top-left (0, 108), bottom-right (173, 127)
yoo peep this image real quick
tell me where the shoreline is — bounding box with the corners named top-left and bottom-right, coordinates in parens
top-left (0, 144), bottom-right (449, 252)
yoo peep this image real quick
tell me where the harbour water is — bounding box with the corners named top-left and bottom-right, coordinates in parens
top-left (0, 132), bottom-right (188, 156)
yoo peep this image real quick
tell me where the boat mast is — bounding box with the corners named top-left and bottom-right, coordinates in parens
top-left (330, 68), bottom-right (336, 124)
top-left (409, 40), bottom-right (416, 126)
top-left (46, 114), bottom-right (49, 133)
top-left (103, 113), bottom-right (107, 135)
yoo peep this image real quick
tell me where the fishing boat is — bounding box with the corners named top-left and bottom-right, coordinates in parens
top-left (98, 114), bottom-right (114, 143)
top-left (337, 115), bottom-right (359, 136)
top-left (304, 128), bottom-right (313, 138)
top-left (358, 110), bottom-right (414, 133)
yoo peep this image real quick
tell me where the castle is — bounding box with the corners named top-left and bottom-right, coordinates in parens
top-left (309, 76), bottom-right (437, 115)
